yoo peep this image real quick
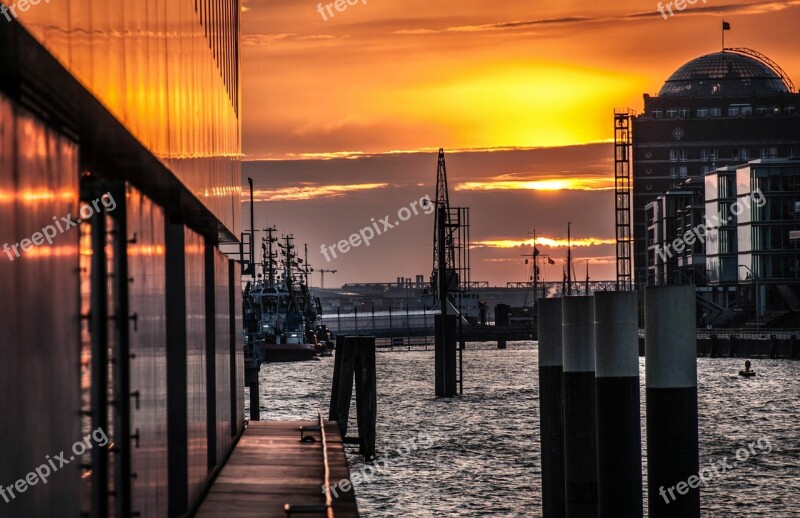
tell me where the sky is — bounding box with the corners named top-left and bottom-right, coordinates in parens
top-left (239, 0), bottom-right (800, 287)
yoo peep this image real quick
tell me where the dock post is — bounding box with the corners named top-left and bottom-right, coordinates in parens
top-left (329, 336), bottom-right (356, 436)
top-left (645, 286), bottom-right (699, 518)
top-left (329, 336), bottom-right (377, 457)
top-left (729, 335), bottom-right (737, 357)
top-left (537, 298), bottom-right (566, 518)
top-left (354, 336), bottom-right (377, 459)
top-left (249, 381), bottom-right (260, 421)
top-left (791, 335), bottom-right (799, 359)
top-left (710, 334), bottom-right (718, 358)
top-left (496, 303), bottom-right (510, 349)
top-left (562, 296), bottom-right (598, 518)
top-left (594, 292), bottom-right (642, 518)
top-left (434, 314), bottom-right (458, 396)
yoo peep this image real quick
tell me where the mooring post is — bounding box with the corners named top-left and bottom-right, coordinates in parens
top-left (330, 336), bottom-right (357, 436)
top-left (594, 291), bottom-right (642, 518)
top-left (434, 314), bottom-right (458, 396)
top-left (249, 381), bottom-right (260, 421)
top-left (645, 286), bottom-right (699, 518)
top-left (791, 335), bottom-right (799, 360)
top-left (354, 336), bottom-right (377, 459)
top-left (328, 335), bottom-right (347, 424)
top-left (562, 296), bottom-right (598, 518)
top-left (537, 298), bottom-right (566, 518)
top-left (329, 335), bottom-right (377, 457)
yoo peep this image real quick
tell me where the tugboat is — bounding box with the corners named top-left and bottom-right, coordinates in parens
top-left (243, 229), bottom-right (328, 363)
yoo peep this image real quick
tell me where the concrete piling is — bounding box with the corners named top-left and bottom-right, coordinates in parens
top-left (562, 296), bottom-right (598, 518)
top-left (645, 286), bottom-right (699, 518)
top-left (537, 298), bottom-right (566, 517)
top-left (594, 291), bottom-right (642, 518)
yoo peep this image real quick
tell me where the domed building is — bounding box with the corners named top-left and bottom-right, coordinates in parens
top-left (631, 48), bottom-right (800, 288)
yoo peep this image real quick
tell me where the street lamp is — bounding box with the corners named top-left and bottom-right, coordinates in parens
top-left (739, 264), bottom-right (759, 330)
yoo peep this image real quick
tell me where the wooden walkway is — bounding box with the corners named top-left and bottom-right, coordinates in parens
top-left (196, 420), bottom-right (359, 517)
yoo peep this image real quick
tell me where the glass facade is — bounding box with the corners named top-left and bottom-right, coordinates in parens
top-left (7, 0), bottom-right (242, 237)
top-left (1, 1), bottom-right (245, 515)
top-left (0, 93), bottom-right (82, 517)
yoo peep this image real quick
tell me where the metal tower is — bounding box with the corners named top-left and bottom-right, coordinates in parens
top-left (432, 148), bottom-right (455, 276)
top-left (614, 109), bottom-right (634, 291)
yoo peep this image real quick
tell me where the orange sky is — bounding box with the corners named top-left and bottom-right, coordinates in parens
top-left (240, 0), bottom-right (800, 286)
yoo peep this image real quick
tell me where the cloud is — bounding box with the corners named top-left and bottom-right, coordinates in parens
top-left (474, 236), bottom-right (616, 248)
top-left (246, 183), bottom-right (388, 202)
top-left (456, 177), bottom-right (615, 192)
top-left (392, 1), bottom-right (800, 36)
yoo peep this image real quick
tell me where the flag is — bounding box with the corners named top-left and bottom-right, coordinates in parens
top-left (534, 247), bottom-right (541, 256)
top-left (723, 21), bottom-right (731, 30)
top-left (548, 257), bottom-right (556, 265)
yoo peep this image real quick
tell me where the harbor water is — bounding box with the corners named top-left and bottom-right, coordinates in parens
top-left (248, 341), bottom-right (800, 517)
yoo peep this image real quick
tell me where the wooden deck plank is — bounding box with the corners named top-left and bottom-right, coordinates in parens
top-left (195, 420), bottom-right (359, 518)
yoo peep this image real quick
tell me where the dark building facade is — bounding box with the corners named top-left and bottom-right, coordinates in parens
top-left (632, 49), bottom-right (800, 285)
top-left (1, 1), bottom-right (244, 516)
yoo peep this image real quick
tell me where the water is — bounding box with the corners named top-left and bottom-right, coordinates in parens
top-left (250, 341), bottom-right (800, 517)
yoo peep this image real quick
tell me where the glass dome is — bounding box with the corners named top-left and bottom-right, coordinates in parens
top-left (659, 51), bottom-right (791, 97)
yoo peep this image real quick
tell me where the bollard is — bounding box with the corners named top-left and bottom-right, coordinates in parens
top-left (562, 296), bottom-right (598, 518)
top-left (645, 286), bottom-right (699, 518)
top-left (594, 292), bottom-right (642, 518)
top-left (537, 298), bottom-right (566, 517)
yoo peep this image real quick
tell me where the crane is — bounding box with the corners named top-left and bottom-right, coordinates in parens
top-left (318, 269), bottom-right (337, 289)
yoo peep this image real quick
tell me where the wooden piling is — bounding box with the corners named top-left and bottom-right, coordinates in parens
top-left (329, 336), bottom-right (377, 458)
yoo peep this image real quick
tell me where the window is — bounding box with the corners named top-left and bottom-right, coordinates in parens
top-left (771, 105), bottom-right (781, 115)
top-left (710, 107), bottom-right (722, 117)
top-left (679, 166), bottom-right (688, 177)
top-left (741, 105), bottom-right (753, 116)
top-left (732, 149), bottom-right (740, 160)
top-left (761, 147), bottom-right (778, 159)
top-left (728, 104), bottom-right (751, 116)
top-left (701, 149), bottom-right (710, 162)
top-left (710, 149), bottom-right (718, 161)
top-left (670, 150), bottom-right (679, 162)
top-left (756, 106), bottom-right (770, 116)
top-left (670, 167), bottom-right (678, 178)
top-left (785, 106), bottom-right (796, 115)
top-left (666, 108), bottom-right (678, 118)
top-left (703, 165), bottom-right (711, 174)
top-left (651, 110), bottom-right (664, 119)
top-left (678, 108), bottom-right (691, 118)
top-left (697, 107), bottom-right (709, 117)
top-left (742, 148), bottom-right (749, 161)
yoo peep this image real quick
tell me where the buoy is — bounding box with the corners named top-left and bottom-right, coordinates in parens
top-left (739, 360), bottom-right (756, 378)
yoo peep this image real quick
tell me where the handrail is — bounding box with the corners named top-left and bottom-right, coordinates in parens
top-left (319, 410), bottom-right (335, 518)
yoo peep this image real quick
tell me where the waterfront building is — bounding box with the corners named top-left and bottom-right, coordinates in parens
top-left (0, 1), bottom-right (245, 515)
top-left (632, 48), bottom-right (800, 284)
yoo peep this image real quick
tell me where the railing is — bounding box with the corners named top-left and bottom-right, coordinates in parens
top-left (284, 411), bottom-right (334, 517)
